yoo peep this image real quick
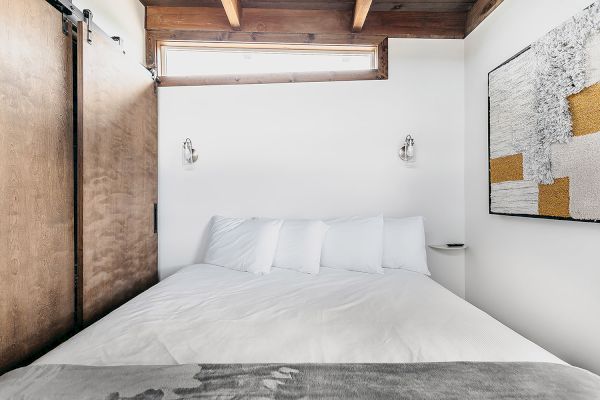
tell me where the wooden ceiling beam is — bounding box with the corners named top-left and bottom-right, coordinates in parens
top-left (220, 0), bottom-right (242, 30)
top-left (465, 0), bottom-right (503, 36)
top-left (139, 1), bottom-right (475, 13)
top-left (352, 0), bottom-right (373, 32)
top-left (146, 6), bottom-right (467, 39)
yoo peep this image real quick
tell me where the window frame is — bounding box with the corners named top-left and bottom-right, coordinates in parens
top-left (146, 31), bottom-right (388, 86)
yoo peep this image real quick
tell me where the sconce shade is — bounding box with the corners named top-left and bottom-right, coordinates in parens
top-left (399, 135), bottom-right (415, 162)
top-left (183, 138), bottom-right (198, 168)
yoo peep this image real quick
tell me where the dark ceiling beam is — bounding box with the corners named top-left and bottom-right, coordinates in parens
top-left (465, 0), bottom-right (503, 36)
top-left (145, 6), bottom-right (467, 39)
top-left (352, 0), bottom-right (373, 32)
top-left (219, 0), bottom-right (242, 29)
top-left (139, 1), bottom-right (475, 13)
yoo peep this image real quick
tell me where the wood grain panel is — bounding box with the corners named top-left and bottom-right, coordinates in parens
top-left (361, 10), bottom-right (466, 38)
top-left (220, 0), bottom-right (242, 28)
top-left (465, 0), bottom-right (503, 36)
top-left (353, 0), bottom-right (374, 32)
top-left (78, 23), bottom-right (158, 325)
top-left (141, 0), bottom-right (476, 13)
top-left (146, 6), bottom-right (466, 38)
top-left (0, 0), bottom-right (74, 373)
top-left (371, 0), bottom-right (475, 12)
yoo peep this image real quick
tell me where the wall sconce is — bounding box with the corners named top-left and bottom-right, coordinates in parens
top-left (182, 138), bottom-right (198, 169)
top-left (399, 135), bottom-right (415, 162)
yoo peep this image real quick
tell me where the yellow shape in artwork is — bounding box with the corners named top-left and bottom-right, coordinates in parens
top-left (538, 177), bottom-right (570, 218)
top-left (490, 154), bottom-right (523, 184)
top-left (568, 82), bottom-right (600, 137)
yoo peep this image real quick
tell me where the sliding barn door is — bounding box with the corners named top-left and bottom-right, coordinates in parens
top-left (77, 22), bottom-right (158, 325)
top-left (0, 0), bottom-right (75, 372)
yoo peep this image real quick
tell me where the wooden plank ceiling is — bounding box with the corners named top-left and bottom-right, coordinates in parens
top-left (141, 0), bottom-right (503, 39)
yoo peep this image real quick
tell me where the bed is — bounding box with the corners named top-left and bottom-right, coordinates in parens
top-left (2, 264), bottom-right (600, 399)
top-left (34, 264), bottom-right (562, 365)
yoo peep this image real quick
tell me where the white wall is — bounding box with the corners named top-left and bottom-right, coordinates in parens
top-left (73, 0), bottom-right (146, 65)
top-left (465, 0), bottom-right (600, 374)
top-left (74, 0), bottom-right (600, 374)
top-left (158, 39), bottom-right (466, 296)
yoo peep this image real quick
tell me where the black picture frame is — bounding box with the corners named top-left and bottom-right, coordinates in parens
top-left (487, 45), bottom-right (600, 224)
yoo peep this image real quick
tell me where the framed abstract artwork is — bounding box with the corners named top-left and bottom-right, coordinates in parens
top-left (488, 2), bottom-right (600, 223)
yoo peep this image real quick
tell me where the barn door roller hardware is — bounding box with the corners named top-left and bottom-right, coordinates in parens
top-left (83, 9), bottom-right (93, 44)
top-left (111, 36), bottom-right (123, 47)
top-left (47, 0), bottom-right (74, 15)
top-left (46, 0), bottom-right (86, 35)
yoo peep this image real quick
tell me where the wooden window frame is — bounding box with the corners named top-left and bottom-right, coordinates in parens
top-left (146, 31), bottom-right (388, 86)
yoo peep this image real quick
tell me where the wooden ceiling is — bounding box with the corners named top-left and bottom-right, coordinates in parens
top-left (140, 0), bottom-right (503, 39)
top-left (141, 0), bottom-right (477, 12)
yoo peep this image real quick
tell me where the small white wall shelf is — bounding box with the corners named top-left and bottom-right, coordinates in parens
top-left (428, 244), bottom-right (468, 251)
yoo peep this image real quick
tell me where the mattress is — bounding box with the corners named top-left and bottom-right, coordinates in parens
top-left (35, 264), bottom-right (563, 366)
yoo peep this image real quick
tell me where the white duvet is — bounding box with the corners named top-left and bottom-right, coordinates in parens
top-left (36, 264), bottom-right (563, 366)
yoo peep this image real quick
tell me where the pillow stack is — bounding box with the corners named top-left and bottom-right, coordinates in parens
top-left (204, 215), bottom-right (430, 276)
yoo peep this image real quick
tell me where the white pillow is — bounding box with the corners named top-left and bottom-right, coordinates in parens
top-left (320, 216), bottom-right (384, 274)
top-left (383, 216), bottom-right (430, 275)
top-left (204, 216), bottom-right (283, 275)
top-left (273, 220), bottom-right (329, 274)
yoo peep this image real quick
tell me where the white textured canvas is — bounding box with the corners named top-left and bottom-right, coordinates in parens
top-left (489, 3), bottom-right (600, 185)
top-left (551, 134), bottom-right (600, 220)
top-left (585, 33), bottom-right (600, 86)
top-left (489, 49), bottom-right (537, 160)
top-left (491, 181), bottom-right (539, 215)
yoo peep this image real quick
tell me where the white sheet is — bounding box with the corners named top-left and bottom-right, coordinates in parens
top-left (36, 264), bottom-right (563, 366)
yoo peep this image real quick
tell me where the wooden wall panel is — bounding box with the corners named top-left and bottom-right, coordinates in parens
top-left (78, 23), bottom-right (158, 325)
top-left (0, 0), bottom-right (75, 373)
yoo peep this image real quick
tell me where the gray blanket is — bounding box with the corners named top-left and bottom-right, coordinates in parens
top-left (1, 362), bottom-right (599, 400)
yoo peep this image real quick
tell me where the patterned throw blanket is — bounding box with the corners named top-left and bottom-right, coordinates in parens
top-left (1, 362), bottom-right (599, 399)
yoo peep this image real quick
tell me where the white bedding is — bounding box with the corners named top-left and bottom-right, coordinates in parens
top-left (36, 264), bottom-right (563, 366)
